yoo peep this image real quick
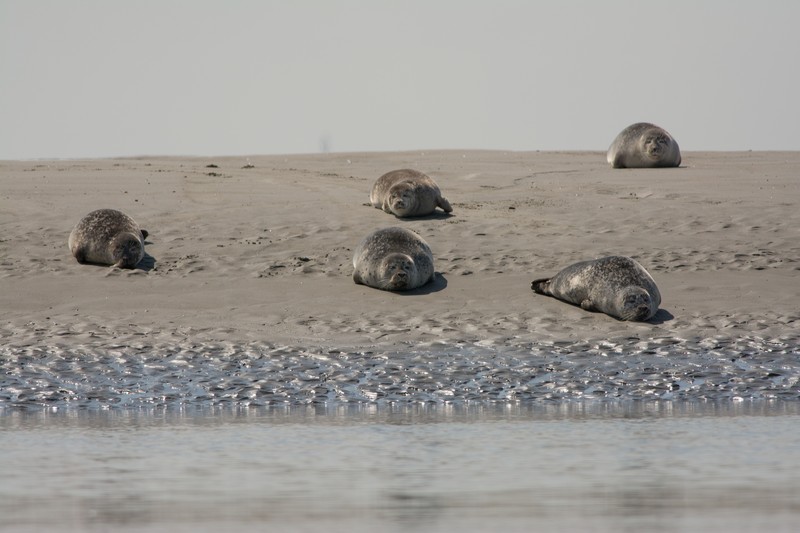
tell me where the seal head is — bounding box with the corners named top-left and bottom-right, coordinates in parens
top-left (377, 252), bottom-right (417, 290)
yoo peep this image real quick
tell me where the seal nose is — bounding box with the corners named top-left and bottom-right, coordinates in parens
top-left (391, 273), bottom-right (408, 289)
top-left (392, 270), bottom-right (408, 285)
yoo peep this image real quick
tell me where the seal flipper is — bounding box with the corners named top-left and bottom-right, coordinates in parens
top-left (580, 299), bottom-right (595, 311)
top-left (141, 229), bottom-right (149, 240)
top-left (438, 196), bottom-right (453, 213)
top-left (531, 278), bottom-right (551, 294)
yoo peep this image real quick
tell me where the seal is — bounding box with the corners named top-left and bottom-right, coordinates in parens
top-left (531, 256), bottom-right (661, 321)
top-left (370, 169), bottom-right (452, 217)
top-left (607, 122), bottom-right (681, 168)
top-left (353, 227), bottom-right (435, 291)
top-left (68, 209), bottom-right (149, 268)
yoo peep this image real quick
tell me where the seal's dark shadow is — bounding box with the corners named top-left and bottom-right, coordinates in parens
top-left (396, 212), bottom-right (454, 221)
top-left (397, 272), bottom-right (448, 295)
top-left (136, 253), bottom-right (156, 272)
top-left (647, 308), bottom-right (674, 324)
top-left (362, 203), bottom-right (454, 221)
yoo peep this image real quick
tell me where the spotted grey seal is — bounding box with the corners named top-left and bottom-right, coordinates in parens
top-left (531, 256), bottom-right (661, 321)
top-left (370, 169), bottom-right (452, 217)
top-left (607, 122), bottom-right (681, 168)
top-left (353, 227), bottom-right (434, 291)
top-left (68, 209), bottom-right (149, 268)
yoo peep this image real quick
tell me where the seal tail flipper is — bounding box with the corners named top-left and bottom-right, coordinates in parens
top-left (141, 229), bottom-right (149, 240)
top-left (531, 278), bottom-right (551, 294)
top-left (438, 196), bottom-right (453, 213)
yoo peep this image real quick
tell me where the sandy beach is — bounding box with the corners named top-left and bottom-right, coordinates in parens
top-left (1, 150), bottom-right (798, 357)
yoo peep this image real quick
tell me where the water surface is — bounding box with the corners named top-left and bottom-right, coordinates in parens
top-left (2, 402), bottom-right (798, 532)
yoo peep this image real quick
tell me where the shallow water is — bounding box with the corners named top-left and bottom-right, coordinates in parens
top-left (2, 402), bottom-right (799, 532)
top-left (2, 340), bottom-right (799, 532)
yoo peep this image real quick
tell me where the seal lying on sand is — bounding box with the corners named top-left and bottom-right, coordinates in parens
top-left (531, 256), bottom-right (661, 321)
top-left (370, 169), bottom-right (452, 217)
top-left (68, 209), bottom-right (149, 268)
top-left (353, 227), bottom-right (434, 291)
top-left (607, 122), bottom-right (681, 168)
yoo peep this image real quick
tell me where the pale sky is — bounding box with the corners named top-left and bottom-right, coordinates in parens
top-left (2, 0), bottom-right (799, 159)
